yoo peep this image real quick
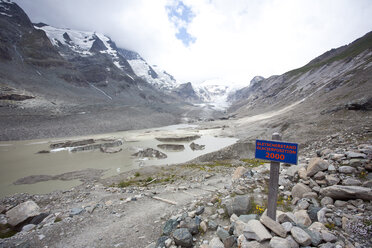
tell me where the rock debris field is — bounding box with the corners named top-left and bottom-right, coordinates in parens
top-left (0, 137), bottom-right (371, 248)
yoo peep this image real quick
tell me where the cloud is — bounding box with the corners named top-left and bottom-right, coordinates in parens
top-left (14, 0), bottom-right (372, 86)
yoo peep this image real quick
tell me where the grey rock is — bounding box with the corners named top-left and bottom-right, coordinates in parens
top-left (345, 151), bottom-right (367, 159)
top-left (0, 214), bottom-right (7, 225)
top-left (317, 207), bottom-right (329, 223)
top-left (200, 221), bottom-right (208, 233)
top-left (290, 226), bottom-right (312, 246)
top-left (6, 200), bottom-right (40, 226)
top-left (208, 220), bottom-right (218, 230)
top-left (320, 185), bottom-right (372, 200)
top-left (320, 197), bottom-right (334, 206)
top-left (243, 219), bottom-right (272, 242)
top-left (132, 148), bottom-right (167, 159)
top-left (232, 166), bottom-right (248, 179)
top-left (239, 214), bottom-right (257, 223)
top-left (269, 237), bottom-right (290, 248)
top-left (224, 195), bottom-right (251, 216)
top-left (362, 180), bottom-right (372, 188)
top-left (260, 215), bottom-right (287, 238)
top-left (0, 205), bottom-right (5, 214)
top-left (325, 175), bottom-right (340, 185)
top-left (223, 236), bottom-right (235, 248)
top-left (338, 166), bottom-right (356, 174)
top-left (163, 219), bottom-right (178, 236)
top-left (155, 236), bottom-right (169, 248)
top-left (319, 243), bottom-right (336, 248)
top-left (298, 199), bottom-right (310, 210)
top-left (302, 192), bottom-right (318, 199)
top-left (307, 205), bottom-right (321, 222)
top-left (233, 220), bottom-right (246, 236)
top-left (69, 207), bottom-right (84, 217)
top-left (291, 183), bottom-right (312, 199)
top-left (179, 217), bottom-right (199, 235)
top-left (189, 142), bottom-right (205, 151)
top-left (195, 206), bottom-right (205, 215)
top-left (334, 200), bottom-right (347, 207)
top-left (307, 158), bottom-right (329, 177)
top-left (327, 164), bottom-right (336, 172)
top-left (302, 227), bottom-right (322, 246)
top-left (209, 237), bottom-right (224, 248)
top-left (286, 235), bottom-right (299, 248)
top-left (21, 224), bottom-right (36, 232)
top-left (342, 178), bottom-right (362, 186)
top-left (172, 228), bottom-right (193, 247)
top-left (321, 230), bottom-right (337, 242)
top-left (277, 212), bottom-right (295, 224)
top-left (281, 222), bottom-right (293, 233)
top-left (294, 210), bottom-right (312, 227)
top-left (216, 227), bottom-right (230, 241)
top-left (314, 171), bottom-right (326, 180)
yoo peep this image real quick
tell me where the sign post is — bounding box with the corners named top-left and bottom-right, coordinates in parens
top-left (255, 133), bottom-right (298, 221)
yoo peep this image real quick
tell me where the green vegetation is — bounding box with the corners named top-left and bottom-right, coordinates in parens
top-left (325, 223), bottom-right (335, 230)
top-left (240, 158), bottom-right (266, 167)
top-left (146, 176), bottom-right (153, 182)
top-left (0, 224), bottom-right (17, 239)
top-left (277, 195), bottom-right (292, 212)
top-left (287, 31), bottom-right (372, 76)
top-left (358, 171), bottom-right (367, 180)
top-left (134, 172), bottom-right (140, 177)
top-left (54, 217), bottom-right (62, 223)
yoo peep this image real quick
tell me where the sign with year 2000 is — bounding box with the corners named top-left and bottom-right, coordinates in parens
top-left (255, 139), bottom-right (298, 165)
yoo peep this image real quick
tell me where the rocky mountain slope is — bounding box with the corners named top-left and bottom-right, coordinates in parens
top-left (0, 1), bottom-right (198, 140)
top-left (225, 31), bottom-right (372, 143)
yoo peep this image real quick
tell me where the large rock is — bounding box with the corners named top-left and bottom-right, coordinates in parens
top-left (172, 228), bottom-right (193, 247)
top-left (260, 215), bottom-right (287, 238)
top-left (290, 226), bottom-right (312, 246)
top-left (132, 148), bottom-right (167, 159)
top-left (209, 237), bottom-right (224, 248)
top-left (338, 166), bottom-right (356, 174)
top-left (291, 183), bottom-right (312, 199)
top-left (294, 210), bottom-right (312, 227)
top-left (345, 151), bottom-right (367, 159)
top-left (269, 237), bottom-right (290, 248)
top-left (224, 195), bottom-right (251, 216)
top-left (320, 185), bottom-right (372, 201)
top-left (307, 158), bottom-right (329, 177)
top-left (6, 200), bottom-right (40, 227)
top-left (243, 219), bottom-right (272, 242)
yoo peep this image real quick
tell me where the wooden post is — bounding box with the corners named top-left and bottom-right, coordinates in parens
top-left (267, 132), bottom-right (281, 221)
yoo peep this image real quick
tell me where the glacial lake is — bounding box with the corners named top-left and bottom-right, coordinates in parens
top-left (0, 124), bottom-right (238, 197)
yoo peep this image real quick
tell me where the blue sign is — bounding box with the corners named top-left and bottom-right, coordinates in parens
top-left (255, 139), bottom-right (298, 165)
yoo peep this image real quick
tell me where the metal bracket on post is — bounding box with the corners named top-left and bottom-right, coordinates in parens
top-left (267, 132), bottom-right (281, 221)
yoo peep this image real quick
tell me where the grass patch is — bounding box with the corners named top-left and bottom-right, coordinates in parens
top-left (0, 224), bottom-right (17, 239)
top-left (277, 195), bottom-right (292, 212)
top-left (325, 223), bottom-right (335, 230)
top-left (54, 217), bottom-right (62, 223)
top-left (134, 172), bottom-right (140, 177)
top-left (241, 158), bottom-right (266, 167)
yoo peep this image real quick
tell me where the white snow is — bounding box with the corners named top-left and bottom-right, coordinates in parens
top-left (128, 59), bottom-right (178, 91)
top-left (89, 83), bottom-right (112, 100)
top-left (0, 11), bottom-right (11, 17)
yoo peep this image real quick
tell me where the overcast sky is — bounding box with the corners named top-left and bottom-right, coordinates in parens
top-left (14, 0), bottom-right (372, 85)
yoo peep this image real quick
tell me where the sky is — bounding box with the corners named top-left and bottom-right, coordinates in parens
top-left (14, 0), bottom-right (372, 86)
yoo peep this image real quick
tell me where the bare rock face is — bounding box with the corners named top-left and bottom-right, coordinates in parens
top-left (320, 185), bottom-right (372, 201)
top-left (306, 158), bottom-right (329, 177)
top-left (6, 200), bottom-right (40, 227)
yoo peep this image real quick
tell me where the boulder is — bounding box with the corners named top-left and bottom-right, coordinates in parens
top-left (320, 185), bottom-right (372, 201)
top-left (320, 197), bottom-right (334, 206)
top-left (216, 227), bottom-right (230, 242)
top-left (286, 235), bottom-right (299, 248)
top-left (243, 219), bottom-right (272, 242)
top-left (307, 158), bottom-right (329, 177)
top-left (224, 195), bottom-right (251, 216)
top-left (6, 200), bottom-right (40, 226)
top-left (325, 175), bottom-right (340, 185)
top-left (260, 215), bottom-right (287, 238)
top-left (291, 183), bottom-right (312, 199)
top-left (345, 151), bottom-right (367, 159)
top-left (269, 237), bottom-right (291, 248)
top-left (298, 167), bottom-right (308, 180)
top-left (172, 228), bottom-right (193, 247)
top-left (338, 166), bottom-right (356, 174)
top-left (294, 210), bottom-right (312, 227)
top-left (290, 226), bottom-right (312, 246)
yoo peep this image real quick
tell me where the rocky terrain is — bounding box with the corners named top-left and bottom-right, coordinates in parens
top-left (0, 132), bottom-right (371, 248)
